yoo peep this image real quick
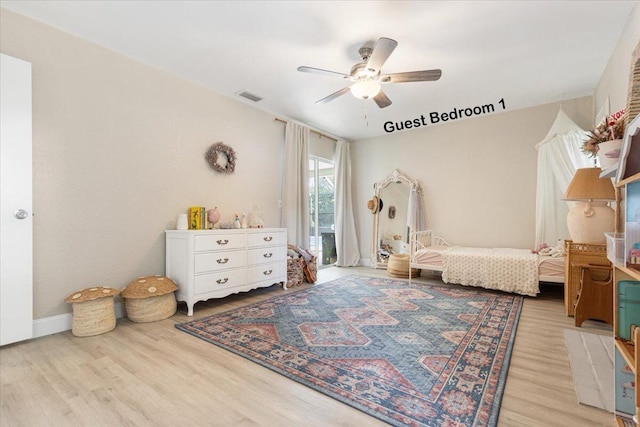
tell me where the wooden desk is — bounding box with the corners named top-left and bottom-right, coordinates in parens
top-left (564, 240), bottom-right (610, 316)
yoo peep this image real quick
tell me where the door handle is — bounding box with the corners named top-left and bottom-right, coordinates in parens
top-left (14, 209), bottom-right (29, 220)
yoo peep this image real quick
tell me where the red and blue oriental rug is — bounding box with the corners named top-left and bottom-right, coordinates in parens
top-left (176, 275), bottom-right (523, 426)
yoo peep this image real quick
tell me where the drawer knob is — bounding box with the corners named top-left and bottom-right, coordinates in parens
top-left (216, 278), bottom-right (229, 284)
top-left (263, 269), bottom-right (273, 276)
top-left (263, 252), bottom-right (273, 258)
top-left (263, 236), bottom-right (273, 242)
top-left (216, 239), bottom-right (229, 245)
top-left (217, 258), bottom-right (229, 264)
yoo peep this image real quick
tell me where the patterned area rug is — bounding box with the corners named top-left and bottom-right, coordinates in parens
top-left (176, 275), bottom-right (523, 426)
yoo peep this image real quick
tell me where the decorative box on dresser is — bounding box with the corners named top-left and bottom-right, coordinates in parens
top-left (611, 113), bottom-right (640, 426)
top-left (165, 228), bottom-right (287, 316)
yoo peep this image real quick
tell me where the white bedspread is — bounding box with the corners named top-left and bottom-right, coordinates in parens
top-left (441, 247), bottom-right (539, 296)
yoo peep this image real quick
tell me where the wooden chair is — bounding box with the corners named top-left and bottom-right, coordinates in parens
top-left (573, 263), bottom-right (613, 327)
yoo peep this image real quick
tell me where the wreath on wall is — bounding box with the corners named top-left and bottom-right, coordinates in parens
top-left (205, 142), bottom-right (236, 174)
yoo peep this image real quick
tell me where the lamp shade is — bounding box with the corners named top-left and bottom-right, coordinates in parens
top-left (564, 167), bottom-right (615, 244)
top-left (564, 167), bottom-right (615, 201)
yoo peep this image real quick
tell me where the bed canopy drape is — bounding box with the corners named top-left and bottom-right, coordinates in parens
top-left (534, 109), bottom-right (592, 248)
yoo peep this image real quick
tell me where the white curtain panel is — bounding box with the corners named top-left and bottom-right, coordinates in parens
top-left (334, 140), bottom-right (360, 266)
top-left (281, 122), bottom-right (310, 247)
top-left (535, 109), bottom-right (591, 248)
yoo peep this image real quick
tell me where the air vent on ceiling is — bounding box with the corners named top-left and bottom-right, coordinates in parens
top-left (235, 90), bottom-right (263, 102)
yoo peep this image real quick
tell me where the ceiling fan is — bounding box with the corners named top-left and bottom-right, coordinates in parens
top-left (297, 37), bottom-right (442, 108)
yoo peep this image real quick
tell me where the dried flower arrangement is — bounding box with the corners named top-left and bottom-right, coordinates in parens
top-left (581, 109), bottom-right (626, 158)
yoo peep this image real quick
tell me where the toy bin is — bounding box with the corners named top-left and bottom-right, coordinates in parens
top-left (605, 232), bottom-right (625, 265)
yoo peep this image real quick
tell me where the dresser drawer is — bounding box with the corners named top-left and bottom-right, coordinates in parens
top-left (248, 231), bottom-right (286, 248)
top-left (194, 269), bottom-right (247, 294)
top-left (247, 246), bottom-right (286, 266)
top-left (194, 250), bottom-right (246, 274)
top-left (194, 233), bottom-right (247, 252)
top-left (247, 262), bottom-right (285, 284)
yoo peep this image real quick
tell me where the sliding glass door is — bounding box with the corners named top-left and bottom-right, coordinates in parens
top-left (309, 157), bottom-right (335, 267)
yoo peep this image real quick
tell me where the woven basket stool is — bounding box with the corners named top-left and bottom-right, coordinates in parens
top-left (387, 253), bottom-right (419, 279)
top-left (64, 287), bottom-right (119, 337)
top-left (120, 275), bottom-right (178, 323)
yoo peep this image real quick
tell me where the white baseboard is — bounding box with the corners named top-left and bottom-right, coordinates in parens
top-left (33, 302), bottom-right (126, 339)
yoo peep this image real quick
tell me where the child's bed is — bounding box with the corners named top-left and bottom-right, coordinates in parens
top-left (409, 230), bottom-right (565, 296)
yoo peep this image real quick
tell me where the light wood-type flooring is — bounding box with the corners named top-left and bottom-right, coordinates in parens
top-left (1, 267), bottom-right (615, 426)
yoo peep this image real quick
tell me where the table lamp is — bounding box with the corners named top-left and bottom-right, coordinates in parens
top-left (564, 167), bottom-right (616, 244)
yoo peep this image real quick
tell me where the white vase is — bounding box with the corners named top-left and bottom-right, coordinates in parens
top-left (597, 139), bottom-right (622, 169)
top-left (176, 214), bottom-right (188, 230)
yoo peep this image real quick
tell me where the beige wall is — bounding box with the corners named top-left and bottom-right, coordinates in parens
top-left (1, 10), bottom-right (286, 318)
top-left (595, 2), bottom-right (640, 120)
top-left (350, 97), bottom-right (593, 262)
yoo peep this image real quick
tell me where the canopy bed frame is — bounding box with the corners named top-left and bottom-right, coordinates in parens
top-left (408, 230), bottom-right (565, 297)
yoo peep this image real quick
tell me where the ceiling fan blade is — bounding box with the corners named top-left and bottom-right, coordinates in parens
top-left (316, 87), bottom-right (351, 104)
top-left (373, 90), bottom-right (392, 108)
top-left (297, 66), bottom-right (350, 79)
top-left (380, 69), bottom-right (442, 83)
top-left (366, 37), bottom-right (398, 74)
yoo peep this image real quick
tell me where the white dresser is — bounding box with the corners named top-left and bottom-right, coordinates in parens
top-left (165, 228), bottom-right (287, 316)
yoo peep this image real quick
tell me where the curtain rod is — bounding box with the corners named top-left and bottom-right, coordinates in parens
top-left (274, 117), bottom-right (338, 142)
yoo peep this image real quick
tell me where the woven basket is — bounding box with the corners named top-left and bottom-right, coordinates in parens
top-left (121, 275), bottom-right (178, 323)
top-left (70, 298), bottom-right (116, 337)
top-left (64, 286), bottom-right (119, 337)
top-left (125, 293), bottom-right (176, 323)
top-left (387, 254), bottom-right (419, 278)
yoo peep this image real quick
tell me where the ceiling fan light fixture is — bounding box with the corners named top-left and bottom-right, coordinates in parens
top-left (351, 80), bottom-right (381, 99)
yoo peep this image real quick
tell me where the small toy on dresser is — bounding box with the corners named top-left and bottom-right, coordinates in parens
top-left (207, 207), bottom-right (221, 229)
top-left (248, 204), bottom-right (265, 228)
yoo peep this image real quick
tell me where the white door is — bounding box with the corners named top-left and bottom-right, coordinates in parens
top-left (0, 53), bottom-right (33, 346)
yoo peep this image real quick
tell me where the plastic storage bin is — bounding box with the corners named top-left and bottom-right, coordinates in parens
top-left (605, 232), bottom-right (625, 265)
top-left (617, 280), bottom-right (640, 340)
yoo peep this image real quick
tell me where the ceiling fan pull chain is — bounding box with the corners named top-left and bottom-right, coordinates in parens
top-left (364, 100), bottom-right (369, 127)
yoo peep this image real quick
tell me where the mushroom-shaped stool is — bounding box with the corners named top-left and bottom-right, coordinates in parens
top-left (64, 286), bottom-right (119, 337)
top-left (120, 275), bottom-right (178, 322)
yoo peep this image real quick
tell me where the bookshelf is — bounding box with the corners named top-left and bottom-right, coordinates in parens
top-left (612, 113), bottom-right (640, 425)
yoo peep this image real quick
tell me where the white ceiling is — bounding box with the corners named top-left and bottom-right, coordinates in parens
top-left (2, 1), bottom-right (637, 140)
